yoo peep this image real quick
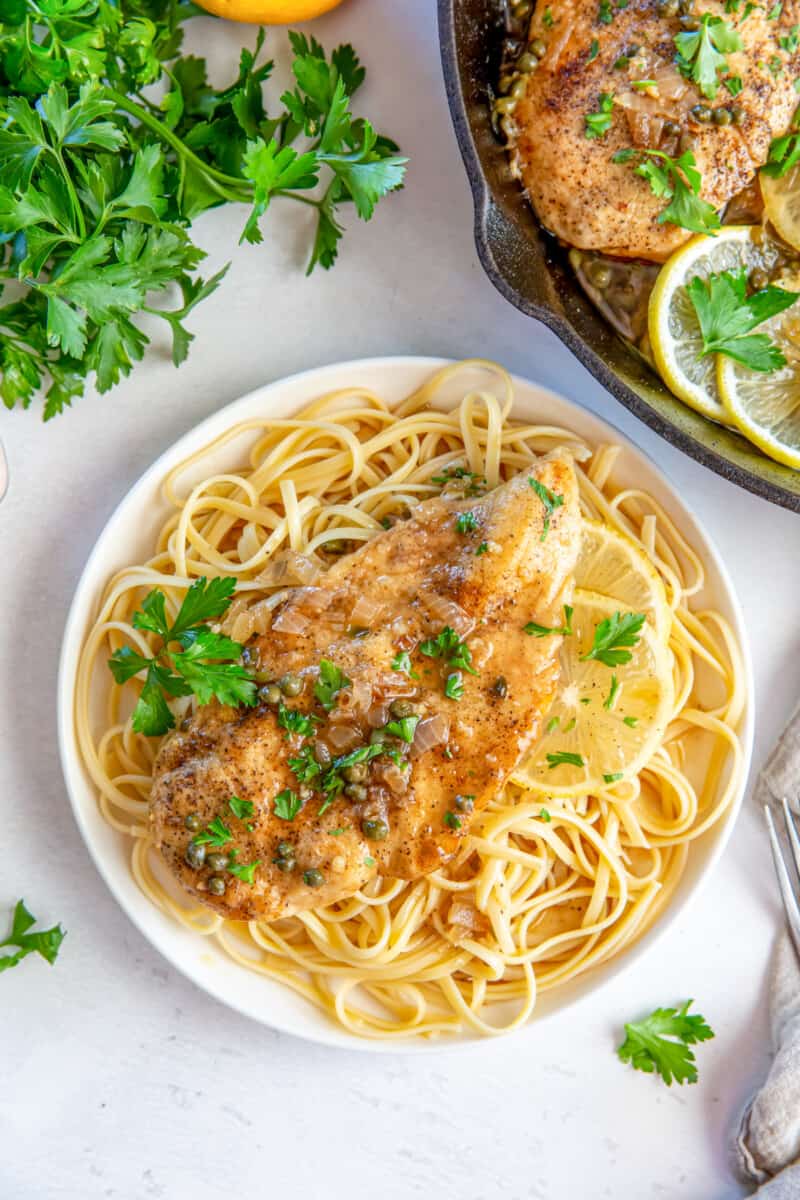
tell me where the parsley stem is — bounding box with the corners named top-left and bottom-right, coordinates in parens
top-left (104, 89), bottom-right (254, 199)
top-left (50, 147), bottom-right (86, 240)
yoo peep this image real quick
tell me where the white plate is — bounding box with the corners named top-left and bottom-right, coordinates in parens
top-left (57, 357), bottom-right (754, 1051)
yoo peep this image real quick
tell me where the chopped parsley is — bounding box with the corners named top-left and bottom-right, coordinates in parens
top-left (314, 659), bottom-right (351, 710)
top-left (631, 79), bottom-right (658, 92)
top-left (364, 855), bottom-right (376, 867)
top-left (674, 14), bottom-right (743, 99)
top-left (384, 715), bottom-right (419, 743)
top-left (612, 147), bottom-right (721, 235)
top-left (546, 716), bottom-right (560, 733)
top-left (431, 465), bottom-right (487, 496)
top-left (604, 772), bottom-right (624, 784)
top-left (546, 751), bottom-right (585, 768)
top-left (724, 74), bottom-right (743, 96)
top-left (589, 38), bottom-right (600, 60)
top-left (277, 701), bottom-right (320, 738)
top-left (581, 611), bottom-right (646, 667)
top-left (455, 511), bottom-right (479, 534)
top-left (539, 808), bottom-right (551, 822)
top-left (391, 650), bottom-right (419, 679)
top-left (763, 106), bottom-right (800, 178)
top-left (288, 744), bottom-right (322, 784)
top-left (524, 604), bottom-right (573, 638)
top-left (444, 672), bottom-right (464, 701)
top-left (686, 269), bottom-right (799, 372)
top-left (542, 6), bottom-right (554, 26)
top-left (780, 25), bottom-right (800, 51)
top-left (475, 541), bottom-right (489, 556)
top-left (273, 789), bottom-right (303, 821)
top-left (420, 626), bottom-right (478, 674)
top-left (528, 477), bottom-right (565, 540)
top-left (598, 0), bottom-right (614, 23)
top-left (585, 92), bottom-right (615, 139)
top-left (1, 900), bottom-right (66, 973)
top-left (769, 1), bottom-right (783, 15)
top-left (603, 674), bottom-right (621, 711)
top-left (192, 816), bottom-right (233, 848)
top-left (228, 856), bottom-right (261, 884)
top-left (228, 796), bottom-right (254, 820)
top-left (444, 811), bottom-right (462, 830)
top-left (623, 715), bottom-right (639, 728)
top-left (107, 576), bottom-right (258, 736)
top-left (617, 1001), bottom-right (714, 1086)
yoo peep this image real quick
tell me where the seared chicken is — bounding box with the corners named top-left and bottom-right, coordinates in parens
top-left (508, 0), bottom-right (800, 260)
top-left (150, 455), bottom-right (580, 921)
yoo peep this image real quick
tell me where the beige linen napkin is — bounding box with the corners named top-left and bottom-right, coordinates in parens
top-left (735, 706), bottom-right (800, 1195)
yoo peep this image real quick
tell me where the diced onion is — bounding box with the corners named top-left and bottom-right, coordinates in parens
top-left (271, 606), bottom-right (311, 636)
top-left (294, 587), bottom-right (333, 615)
top-left (328, 723), bottom-right (361, 751)
top-left (421, 592), bottom-right (474, 638)
top-left (256, 550), bottom-right (320, 588)
top-left (367, 703), bottom-right (389, 729)
top-left (329, 679), bottom-right (372, 721)
top-left (376, 761), bottom-right (410, 795)
top-left (412, 713), bottom-right (450, 756)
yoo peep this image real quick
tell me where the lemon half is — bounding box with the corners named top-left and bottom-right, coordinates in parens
top-left (513, 590), bottom-right (675, 797)
top-left (761, 165), bottom-right (800, 255)
top-left (649, 226), bottom-right (783, 425)
top-left (575, 520), bottom-right (672, 644)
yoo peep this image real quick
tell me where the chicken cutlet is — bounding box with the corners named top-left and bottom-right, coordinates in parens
top-left (149, 453), bottom-right (580, 921)
top-left (506, 0), bottom-right (800, 260)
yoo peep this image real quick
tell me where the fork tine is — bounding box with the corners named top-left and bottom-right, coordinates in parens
top-left (765, 805), bottom-right (800, 963)
top-left (782, 797), bottom-right (800, 881)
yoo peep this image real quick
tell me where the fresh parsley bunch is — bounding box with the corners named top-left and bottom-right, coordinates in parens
top-left (0, 7), bottom-right (407, 418)
top-left (108, 575), bottom-right (258, 735)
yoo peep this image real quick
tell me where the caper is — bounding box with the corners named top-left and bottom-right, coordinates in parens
top-left (185, 812), bottom-right (202, 832)
top-left (493, 97), bottom-right (518, 115)
top-left (259, 683), bottom-right (282, 705)
top-left (712, 106), bottom-right (732, 126)
top-left (691, 104), bottom-right (712, 123)
top-left (279, 673), bottom-right (303, 697)
top-left (275, 856), bottom-right (295, 873)
top-left (498, 72), bottom-right (514, 94)
top-left (303, 868), bottom-right (325, 888)
top-left (207, 852), bottom-right (230, 872)
top-left (658, 0), bottom-right (679, 13)
top-left (207, 875), bottom-right (226, 896)
top-left (344, 762), bottom-right (368, 784)
top-left (344, 783), bottom-right (368, 801)
top-left (529, 36), bottom-right (547, 57)
top-left (389, 698), bottom-right (416, 719)
top-left (492, 675), bottom-right (509, 698)
top-left (663, 120), bottom-right (681, 138)
top-left (512, 0), bottom-right (532, 17)
top-left (587, 261), bottom-right (612, 289)
top-left (273, 842), bottom-right (296, 872)
top-left (517, 51), bottom-right (539, 72)
top-left (362, 818), bottom-right (389, 841)
top-left (277, 841), bottom-right (294, 857)
top-left (314, 741), bottom-right (332, 766)
top-left (731, 105), bottom-right (744, 125)
top-left (680, 14), bottom-right (701, 29)
top-left (454, 794), bottom-right (475, 813)
top-left (185, 841), bottom-right (206, 869)
top-left (510, 77), bottom-right (529, 100)
top-left (749, 266), bottom-right (770, 291)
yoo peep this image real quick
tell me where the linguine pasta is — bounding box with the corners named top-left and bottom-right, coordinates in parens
top-left (74, 361), bottom-right (745, 1039)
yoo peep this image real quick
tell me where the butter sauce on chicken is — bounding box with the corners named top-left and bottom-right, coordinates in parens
top-left (150, 455), bottom-right (580, 921)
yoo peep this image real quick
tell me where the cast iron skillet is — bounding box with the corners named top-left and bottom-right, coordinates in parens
top-left (438, 0), bottom-right (800, 512)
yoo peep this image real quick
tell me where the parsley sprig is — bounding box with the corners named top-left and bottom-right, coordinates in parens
top-left (612, 147), bottom-right (720, 235)
top-left (0, 14), bottom-right (406, 418)
top-left (674, 14), bottom-right (743, 99)
top-left (687, 268), bottom-right (799, 372)
top-left (1, 900), bottom-right (66, 974)
top-left (762, 106), bottom-right (800, 178)
top-left (617, 1001), bottom-right (714, 1085)
top-left (108, 577), bottom-right (257, 736)
top-left (524, 604), bottom-right (574, 638)
top-left (581, 611), bottom-right (646, 667)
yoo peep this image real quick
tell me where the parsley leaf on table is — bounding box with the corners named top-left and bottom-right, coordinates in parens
top-left (617, 1001), bottom-right (714, 1085)
top-left (108, 576), bottom-right (257, 736)
top-left (612, 147), bottom-right (721, 235)
top-left (0, 12), bottom-right (407, 417)
top-left (0, 900), bottom-right (66, 974)
top-left (686, 269), bottom-right (799, 371)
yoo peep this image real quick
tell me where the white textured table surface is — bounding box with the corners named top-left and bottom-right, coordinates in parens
top-left (2, 3), bottom-right (799, 1197)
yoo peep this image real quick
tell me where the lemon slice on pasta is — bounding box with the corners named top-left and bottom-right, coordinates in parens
top-left (575, 520), bottom-right (672, 644)
top-left (513, 590), bottom-right (675, 797)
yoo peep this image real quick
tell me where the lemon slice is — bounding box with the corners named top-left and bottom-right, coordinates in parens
top-left (717, 304), bottom-right (800, 469)
top-left (761, 165), bottom-right (800, 255)
top-left (513, 590), bottom-right (675, 797)
top-left (575, 520), bottom-right (672, 644)
top-left (649, 226), bottom-right (783, 424)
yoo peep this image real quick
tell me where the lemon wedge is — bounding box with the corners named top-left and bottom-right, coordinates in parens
top-left (575, 520), bottom-right (672, 644)
top-left (717, 303), bottom-right (800, 469)
top-left (648, 226), bottom-right (783, 424)
top-left (761, 165), bottom-right (800, 255)
top-left (512, 590), bottom-right (675, 797)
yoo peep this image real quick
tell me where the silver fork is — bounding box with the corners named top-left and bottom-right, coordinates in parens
top-left (765, 799), bottom-right (800, 961)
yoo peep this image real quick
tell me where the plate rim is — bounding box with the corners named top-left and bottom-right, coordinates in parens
top-left (57, 354), bottom-right (755, 1052)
